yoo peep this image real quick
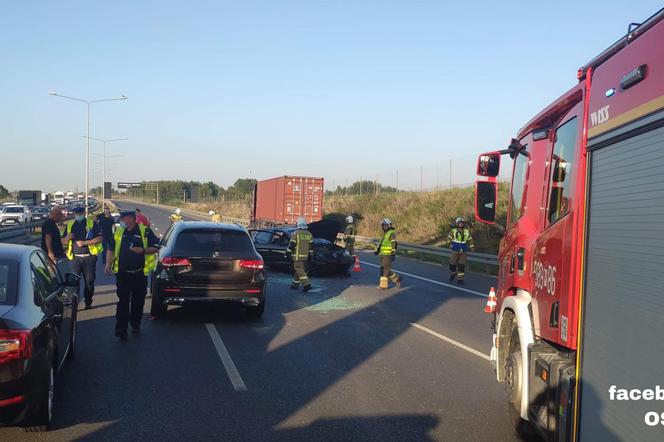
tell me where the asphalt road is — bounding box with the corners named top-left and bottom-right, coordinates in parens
top-left (0, 201), bottom-right (528, 441)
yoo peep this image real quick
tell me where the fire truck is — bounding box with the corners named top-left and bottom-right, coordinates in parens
top-left (474, 8), bottom-right (664, 441)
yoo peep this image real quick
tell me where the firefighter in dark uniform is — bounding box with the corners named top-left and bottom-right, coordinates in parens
top-left (375, 218), bottom-right (402, 289)
top-left (344, 215), bottom-right (356, 256)
top-left (104, 211), bottom-right (159, 340)
top-left (288, 217), bottom-right (313, 292)
top-left (447, 217), bottom-right (475, 285)
top-left (64, 206), bottom-right (103, 309)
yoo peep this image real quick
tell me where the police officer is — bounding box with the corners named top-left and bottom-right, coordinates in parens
top-left (375, 218), bottom-right (402, 289)
top-left (64, 206), bottom-right (102, 309)
top-left (343, 215), bottom-right (356, 256)
top-left (104, 211), bottom-right (159, 340)
top-left (209, 210), bottom-right (222, 222)
top-left (447, 217), bottom-right (475, 285)
top-left (170, 208), bottom-right (183, 223)
top-left (288, 217), bottom-right (313, 292)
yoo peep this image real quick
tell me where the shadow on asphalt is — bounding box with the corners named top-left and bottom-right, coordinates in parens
top-left (33, 261), bottom-right (518, 441)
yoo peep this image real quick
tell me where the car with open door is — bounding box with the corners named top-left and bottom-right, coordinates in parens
top-left (0, 244), bottom-right (79, 431)
top-left (251, 219), bottom-right (353, 275)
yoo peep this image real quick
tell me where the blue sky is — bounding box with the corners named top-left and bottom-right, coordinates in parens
top-left (2, 0), bottom-right (662, 191)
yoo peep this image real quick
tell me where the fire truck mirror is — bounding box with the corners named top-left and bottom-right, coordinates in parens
top-left (477, 153), bottom-right (500, 177)
top-left (476, 181), bottom-right (497, 223)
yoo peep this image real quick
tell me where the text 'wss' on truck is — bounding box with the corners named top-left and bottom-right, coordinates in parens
top-left (474, 7), bottom-right (664, 442)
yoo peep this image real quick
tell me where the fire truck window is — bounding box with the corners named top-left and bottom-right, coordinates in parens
top-left (548, 118), bottom-right (578, 225)
top-left (508, 145), bottom-right (529, 226)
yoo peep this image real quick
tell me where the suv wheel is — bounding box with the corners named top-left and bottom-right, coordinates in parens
top-left (150, 292), bottom-right (167, 317)
top-left (246, 299), bottom-right (265, 319)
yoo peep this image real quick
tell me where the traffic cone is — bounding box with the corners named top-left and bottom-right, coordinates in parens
top-left (353, 255), bottom-right (361, 272)
top-left (484, 287), bottom-right (497, 313)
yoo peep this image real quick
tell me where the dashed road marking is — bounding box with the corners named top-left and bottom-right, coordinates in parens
top-left (205, 323), bottom-right (247, 391)
top-left (360, 261), bottom-right (487, 298)
top-left (410, 323), bottom-right (490, 361)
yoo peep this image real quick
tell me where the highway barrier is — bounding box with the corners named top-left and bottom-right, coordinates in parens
top-left (113, 199), bottom-right (499, 270)
top-left (354, 235), bottom-right (499, 268)
top-left (115, 199), bottom-right (251, 226)
top-left (0, 221), bottom-right (41, 244)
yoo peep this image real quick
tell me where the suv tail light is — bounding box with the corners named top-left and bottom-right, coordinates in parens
top-left (161, 257), bottom-right (192, 267)
top-left (0, 329), bottom-right (32, 364)
top-left (239, 259), bottom-right (264, 270)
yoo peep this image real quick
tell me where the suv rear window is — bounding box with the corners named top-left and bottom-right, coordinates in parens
top-left (173, 229), bottom-right (253, 257)
top-left (0, 261), bottom-right (18, 305)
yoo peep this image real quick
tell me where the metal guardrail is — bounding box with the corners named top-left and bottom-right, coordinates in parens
top-left (0, 221), bottom-right (41, 243)
top-left (116, 199), bottom-right (251, 226)
top-left (354, 235), bottom-right (499, 266)
top-left (114, 199), bottom-right (499, 266)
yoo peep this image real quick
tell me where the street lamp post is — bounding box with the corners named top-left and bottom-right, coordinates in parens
top-left (48, 92), bottom-right (127, 216)
top-left (85, 137), bottom-right (127, 207)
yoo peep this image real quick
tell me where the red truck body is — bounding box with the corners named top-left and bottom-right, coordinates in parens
top-left (475, 8), bottom-right (664, 441)
top-left (252, 176), bottom-right (324, 225)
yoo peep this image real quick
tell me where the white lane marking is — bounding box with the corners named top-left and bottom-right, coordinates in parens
top-left (205, 323), bottom-right (247, 391)
top-left (360, 261), bottom-right (487, 297)
top-left (410, 323), bottom-right (490, 361)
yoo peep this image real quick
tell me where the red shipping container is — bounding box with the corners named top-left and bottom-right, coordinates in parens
top-left (253, 176), bottom-right (324, 225)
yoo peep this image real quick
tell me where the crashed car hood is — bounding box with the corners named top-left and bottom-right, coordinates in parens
top-left (307, 220), bottom-right (343, 243)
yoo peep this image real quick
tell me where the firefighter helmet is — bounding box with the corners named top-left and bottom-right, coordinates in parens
top-left (345, 215), bottom-right (354, 223)
top-left (175, 208), bottom-right (182, 215)
top-left (455, 217), bottom-right (465, 225)
top-left (296, 217), bottom-right (307, 229)
top-left (381, 218), bottom-right (392, 226)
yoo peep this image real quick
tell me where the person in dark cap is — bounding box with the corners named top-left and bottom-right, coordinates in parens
top-left (64, 206), bottom-right (103, 309)
top-left (104, 210), bottom-right (160, 340)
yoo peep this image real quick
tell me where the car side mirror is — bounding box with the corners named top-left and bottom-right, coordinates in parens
top-left (475, 181), bottom-right (497, 224)
top-left (63, 272), bottom-right (80, 288)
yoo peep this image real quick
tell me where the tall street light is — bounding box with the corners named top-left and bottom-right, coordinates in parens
top-left (84, 136), bottom-right (127, 206)
top-left (48, 91), bottom-right (128, 216)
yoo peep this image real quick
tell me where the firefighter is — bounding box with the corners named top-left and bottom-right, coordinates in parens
top-left (447, 217), bottom-right (475, 285)
top-left (344, 215), bottom-right (356, 256)
top-left (375, 218), bottom-right (402, 289)
top-left (288, 217), bottom-right (313, 292)
top-left (64, 206), bottom-right (103, 309)
top-left (169, 208), bottom-right (183, 223)
top-left (104, 211), bottom-right (160, 340)
top-left (209, 210), bottom-right (222, 222)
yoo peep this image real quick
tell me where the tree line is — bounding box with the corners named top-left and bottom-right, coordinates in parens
top-left (120, 178), bottom-right (256, 205)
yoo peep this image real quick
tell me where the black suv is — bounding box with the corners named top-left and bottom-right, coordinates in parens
top-left (151, 222), bottom-right (266, 318)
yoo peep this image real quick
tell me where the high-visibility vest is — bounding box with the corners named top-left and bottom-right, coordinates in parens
top-left (211, 214), bottom-right (222, 223)
top-left (170, 214), bottom-right (182, 223)
top-left (449, 228), bottom-right (472, 251)
top-left (379, 229), bottom-right (396, 256)
top-left (111, 225), bottom-right (157, 275)
top-left (65, 219), bottom-right (102, 260)
top-left (290, 229), bottom-right (313, 261)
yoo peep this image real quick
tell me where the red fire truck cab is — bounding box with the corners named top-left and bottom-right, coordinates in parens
top-left (475, 8), bottom-right (664, 441)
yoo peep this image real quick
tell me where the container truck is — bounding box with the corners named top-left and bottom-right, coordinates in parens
top-left (252, 176), bottom-right (324, 226)
top-left (474, 8), bottom-right (664, 441)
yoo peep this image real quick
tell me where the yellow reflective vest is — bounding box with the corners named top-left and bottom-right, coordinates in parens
top-left (111, 225), bottom-right (157, 276)
top-left (65, 219), bottom-right (102, 260)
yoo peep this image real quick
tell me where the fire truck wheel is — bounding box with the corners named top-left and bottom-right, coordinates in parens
top-left (505, 326), bottom-right (533, 437)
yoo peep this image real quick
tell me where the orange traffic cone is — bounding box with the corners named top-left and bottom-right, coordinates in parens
top-left (484, 287), bottom-right (497, 313)
top-left (353, 255), bottom-right (361, 272)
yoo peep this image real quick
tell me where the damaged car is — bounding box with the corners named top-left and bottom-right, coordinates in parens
top-left (250, 219), bottom-right (353, 275)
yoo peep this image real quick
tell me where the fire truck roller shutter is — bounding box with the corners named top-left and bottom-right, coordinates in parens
top-left (580, 111), bottom-right (664, 441)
